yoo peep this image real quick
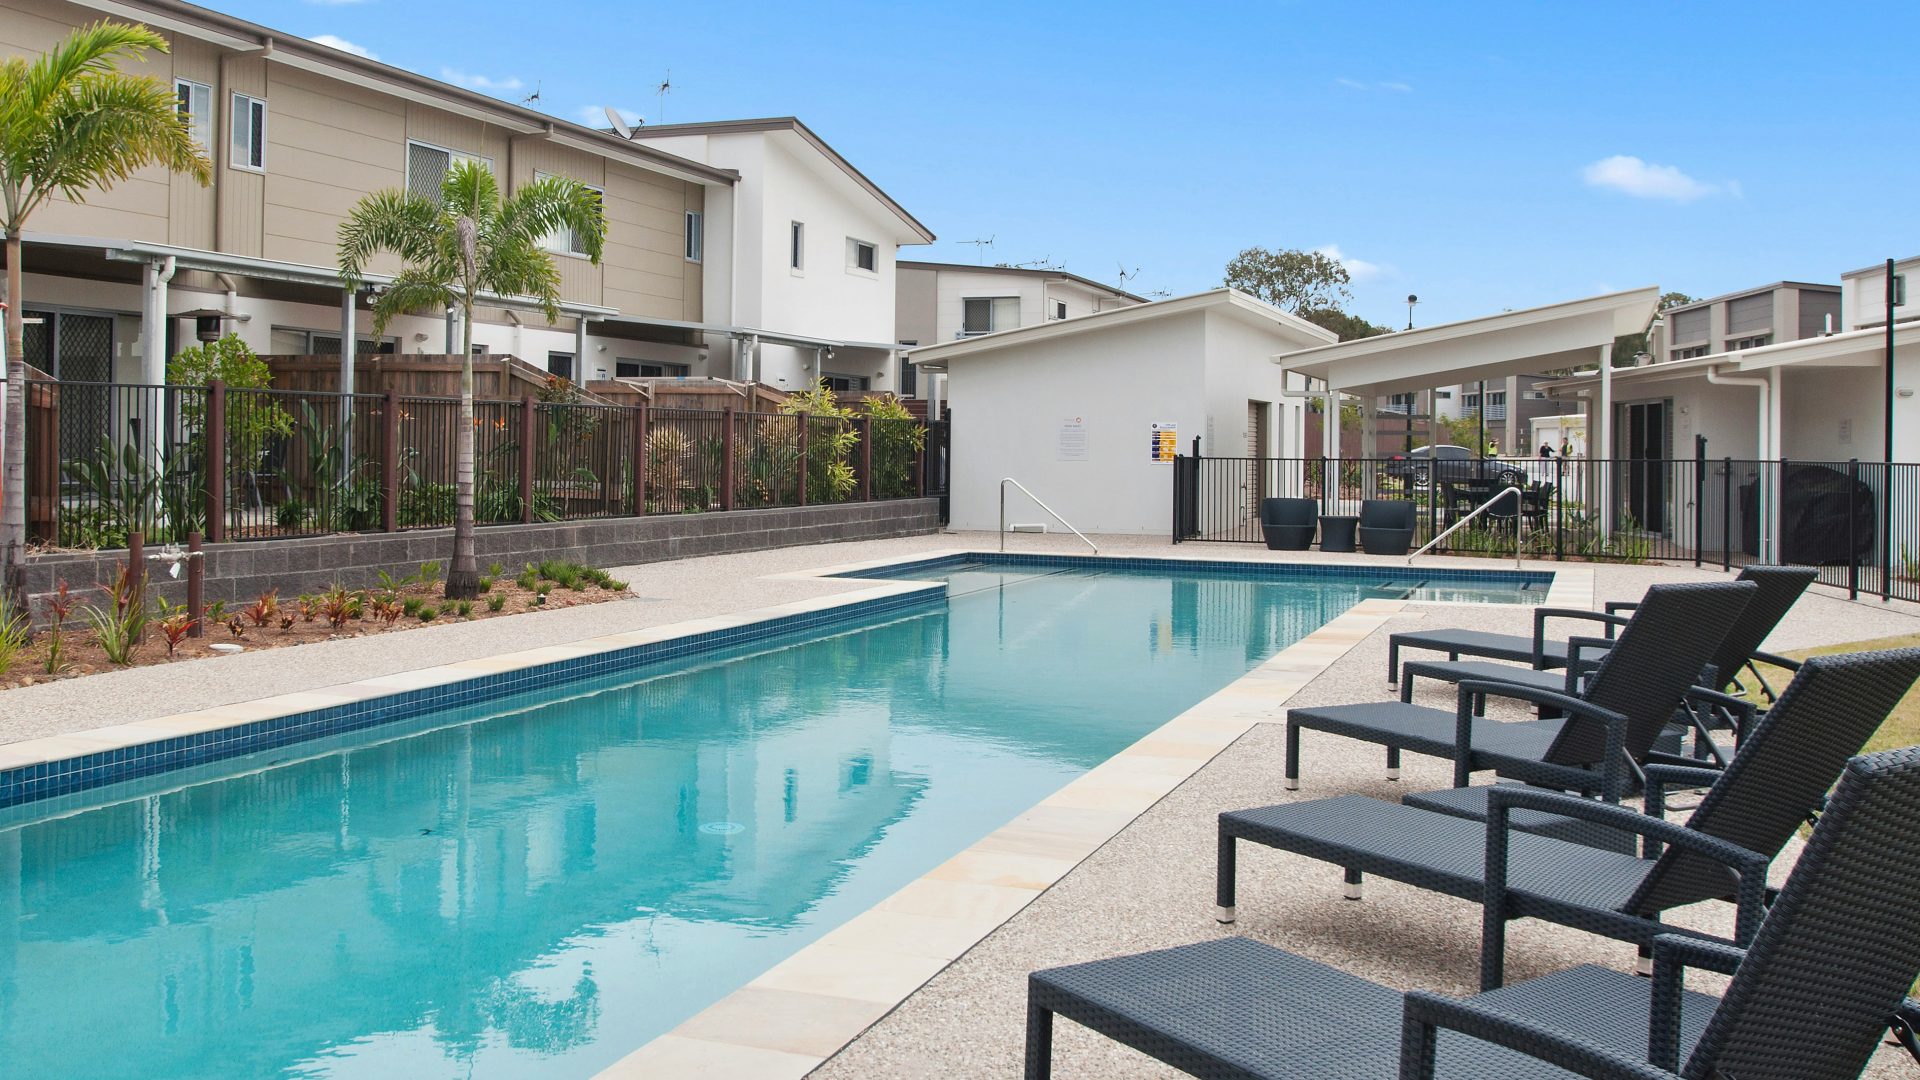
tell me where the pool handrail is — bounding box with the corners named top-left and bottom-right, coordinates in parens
top-left (1000, 478), bottom-right (1099, 553)
top-left (1408, 485), bottom-right (1523, 569)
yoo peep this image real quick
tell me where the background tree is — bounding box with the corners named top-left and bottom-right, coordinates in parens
top-left (1609, 290), bottom-right (1700, 367)
top-left (1223, 247), bottom-right (1352, 314)
top-left (339, 160), bottom-right (604, 599)
top-left (1, 21), bottom-right (210, 603)
top-left (1299, 307), bottom-right (1392, 341)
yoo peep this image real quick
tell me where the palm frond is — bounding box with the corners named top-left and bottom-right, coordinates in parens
top-left (369, 268), bottom-right (455, 336)
top-left (338, 189), bottom-right (444, 289)
top-left (494, 174), bottom-right (606, 263)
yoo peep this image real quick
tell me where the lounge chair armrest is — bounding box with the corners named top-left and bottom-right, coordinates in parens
top-left (1647, 934), bottom-right (1746, 1069)
top-left (1400, 991), bottom-right (1679, 1080)
top-left (1533, 607), bottom-right (1633, 655)
top-left (1453, 679), bottom-right (1629, 792)
top-left (1603, 600), bottom-right (1640, 616)
top-left (1682, 684), bottom-right (1751, 716)
top-left (1747, 650), bottom-right (1801, 672)
top-left (1484, 787), bottom-right (1772, 944)
top-left (1642, 764), bottom-right (1722, 819)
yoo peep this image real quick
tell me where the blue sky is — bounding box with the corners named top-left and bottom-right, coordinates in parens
top-left (234, 0), bottom-right (1917, 327)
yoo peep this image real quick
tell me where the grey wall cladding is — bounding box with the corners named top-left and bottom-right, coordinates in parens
top-left (23, 500), bottom-right (942, 613)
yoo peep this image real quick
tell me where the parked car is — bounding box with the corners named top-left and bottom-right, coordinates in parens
top-left (1382, 445), bottom-right (1528, 488)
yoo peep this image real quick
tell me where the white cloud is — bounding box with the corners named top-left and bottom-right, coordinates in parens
top-left (442, 67), bottom-right (524, 93)
top-left (1336, 77), bottom-right (1411, 92)
top-left (1316, 244), bottom-right (1385, 283)
top-left (577, 105), bottom-right (644, 130)
top-left (1581, 155), bottom-right (1731, 201)
top-left (308, 33), bottom-right (375, 59)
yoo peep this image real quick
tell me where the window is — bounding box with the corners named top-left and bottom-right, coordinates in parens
top-left (1054, 300), bottom-right (1068, 320)
top-left (615, 360), bottom-right (690, 378)
top-left (789, 222), bottom-right (805, 270)
top-left (547, 352), bottom-right (574, 380)
top-left (1433, 390), bottom-right (1453, 400)
top-left (1729, 334), bottom-right (1772, 351)
top-left (685, 211), bottom-right (703, 262)
top-left (230, 92), bottom-right (266, 171)
top-left (847, 238), bottom-right (877, 274)
top-left (271, 327), bottom-right (397, 355)
top-left (1674, 345), bottom-right (1712, 360)
top-left (175, 79), bottom-right (212, 150)
top-left (534, 171), bottom-right (602, 256)
top-left (961, 296), bottom-right (1020, 336)
top-left (822, 372), bottom-right (870, 391)
top-left (407, 141), bottom-right (489, 205)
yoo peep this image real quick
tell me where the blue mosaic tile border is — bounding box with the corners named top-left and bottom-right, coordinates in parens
top-left (840, 551), bottom-right (1555, 588)
top-left (0, 584), bottom-right (942, 811)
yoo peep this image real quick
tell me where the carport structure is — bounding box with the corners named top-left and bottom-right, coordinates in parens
top-left (1271, 287), bottom-right (1661, 531)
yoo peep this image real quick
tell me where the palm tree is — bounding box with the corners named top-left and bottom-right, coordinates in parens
top-left (1, 21), bottom-right (211, 602)
top-left (339, 160), bottom-right (604, 598)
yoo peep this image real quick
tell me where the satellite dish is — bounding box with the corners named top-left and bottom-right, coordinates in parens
top-left (603, 106), bottom-right (633, 140)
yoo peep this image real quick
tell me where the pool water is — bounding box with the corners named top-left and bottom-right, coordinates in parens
top-left (0, 562), bottom-right (1542, 1078)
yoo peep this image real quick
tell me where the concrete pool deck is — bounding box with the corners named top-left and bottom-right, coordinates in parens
top-left (7, 533), bottom-right (1920, 1077)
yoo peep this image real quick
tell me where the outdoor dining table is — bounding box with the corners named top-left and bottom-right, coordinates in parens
top-left (1318, 515), bottom-right (1359, 552)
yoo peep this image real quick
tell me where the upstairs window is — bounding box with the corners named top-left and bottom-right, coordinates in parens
top-left (962, 296), bottom-right (1019, 336)
top-left (230, 93), bottom-right (266, 171)
top-left (790, 221), bottom-right (805, 270)
top-left (1053, 300), bottom-right (1068, 320)
top-left (534, 171), bottom-right (602, 256)
top-left (407, 141), bottom-right (489, 205)
top-left (175, 79), bottom-right (212, 150)
top-left (685, 210), bottom-right (703, 262)
top-left (847, 238), bottom-right (877, 273)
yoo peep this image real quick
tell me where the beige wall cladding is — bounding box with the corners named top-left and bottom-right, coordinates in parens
top-left (262, 66), bottom-right (405, 268)
top-left (518, 140), bottom-right (606, 307)
top-left (406, 103), bottom-right (509, 170)
top-left (217, 54), bottom-right (269, 257)
top-left (167, 35), bottom-right (219, 248)
top-left (682, 186), bottom-right (702, 320)
top-left (600, 162), bottom-right (699, 318)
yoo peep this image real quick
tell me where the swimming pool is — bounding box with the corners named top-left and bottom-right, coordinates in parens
top-left (0, 557), bottom-right (1547, 1078)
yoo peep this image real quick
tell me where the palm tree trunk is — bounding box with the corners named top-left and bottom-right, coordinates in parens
top-left (445, 300), bottom-right (480, 599)
top-left (2, 232), bottom-right (28, 609)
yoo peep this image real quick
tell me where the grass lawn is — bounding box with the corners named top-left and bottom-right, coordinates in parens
top-left (1752, 633), bottom-right (1920, 752)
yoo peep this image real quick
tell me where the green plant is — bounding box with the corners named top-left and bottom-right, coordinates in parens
top-left (61, 437), bottom-right (173, 547)
top-left (603, 578), bottom-right (628, 592)
top-left (282, 401), bottom-right (380, 533)
top-left (402, 597), bottom-right (426, 617)
top-left (275, 499), bottom-right (309, 530)
top-left (417, 606), bottom-right (437, 622)
top-left (169, 334), bottom-right (293, 472)
top-left (456, 599), bottom-right (473, 618)
top-left (487, 562), bottom-right (505, 578)
top-left (486, 592), bottom-right (506, 612)
top-left (1899, 544), bottom-right (1917, 583)
top-left (779, 382), bottom-right (859, 503)
top-left (40, 580), bottom-right (75, 674)
top-left (206, 598), bottom-right (229, 624)
top-left (437, 600), bottom-right (458, 617)
top-left (2, 20), bottom-right (213, 584)
top-left (317, 585), bottom-right (359, 630)
top-left (861, 395), bottom-right (927, 499)
top-left (84, 565), bottom-right (149, 665)
top-left (242, 589), bottom-right (279, 628)
top-left (477, 576), bottom-right (494, 593)
top-left (154, 601), bottom-right (196, 657)
top-left (0, 599), bottom-right (28, 676)
top-left (536, 582), bottom-right (553, 597)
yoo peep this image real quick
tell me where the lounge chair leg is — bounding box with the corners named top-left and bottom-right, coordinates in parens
top-left (1387, 640), bottom-right (1399, 688)
top-left (1635, 947), bottom-right (1653, 977)
top-left (1344, 867), bottom-right (1364, 900)
top-left (1216, 830), bottom-right (1237, 922)
top-left (1284, 721), bottom-right (1301, 790)
top-left (1386, 747), bottom-right (1401, 781)
top-left (1024, 1002), bottom-right (1054, 1079)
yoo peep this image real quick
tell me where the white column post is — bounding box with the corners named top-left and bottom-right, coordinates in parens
top-left (574, 316), bottom-right (588, 378)
top-left (443, 307), bottom-right (456, 354)
top-left (1597, 342), bottom-right (1614, 537)
top-left (339, 287), bottom-right (357, 466)
top-left (1768, 365), bottom-right (1783, 562)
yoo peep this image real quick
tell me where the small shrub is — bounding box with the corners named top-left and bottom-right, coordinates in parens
top-left (417, 607), bottom-right (437, 622)
top-left (206, 598), bottom-right (229, 624)
top-left (402, 597), bottom-right (426, 617)
top-left (438, 601), bottom-right (458, 617)
top-left (603, 578), bottom-right (628, 592)
top-left (0, 601), bottom-right (30, 676)
top-left (155, 602), bottom-right (197, 657)
top-left (417, 561), bottom-right (443, 588)
top-left (243, 589), bottom-right (279, 628)
top-left (478, 576), bottom-right (495, 593)
top-left (275, 499), bottom-right (307, 529)
top-left (85, 566), bottom-right (150, 666)
top-left (456, 600), bottom-right (474, 619)
top-left (41, 581), bottom-right (77, 675)
top-left (295, 596), bottom-right (316, 622)
top-left (318, 586), bottom-right (359, 630)
top-left (278, 614), bottom-right (295, 632)
top-left (487, 562), bottom-right (505, 578)
top-left (486, 593), bottom-right (506, 612)
top-left (535, 582), bottom-right (553, 597)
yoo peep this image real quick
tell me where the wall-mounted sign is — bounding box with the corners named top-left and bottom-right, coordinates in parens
top-left (1057, 416), bottom-right (1088, 461)
top-left (1150, 421), bottom-right (1177, 464)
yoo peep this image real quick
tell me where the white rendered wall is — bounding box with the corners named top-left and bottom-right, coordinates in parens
top-left (943, 312), bottom-right (1208, 534)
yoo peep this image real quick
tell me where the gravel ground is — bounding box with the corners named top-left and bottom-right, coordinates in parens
top-left (9, 532), bottom-right (1920, 1077)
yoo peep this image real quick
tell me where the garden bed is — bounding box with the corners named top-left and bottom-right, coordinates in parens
top-left (0, 559), bottom-right (629, 692)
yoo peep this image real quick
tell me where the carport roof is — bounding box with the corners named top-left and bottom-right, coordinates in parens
top-left (1540, 321), bottom-right (1917, 397)
top-left (1272, 286), bottom-right (1660, 395)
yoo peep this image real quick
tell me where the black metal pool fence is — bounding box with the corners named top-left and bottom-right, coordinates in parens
top-left (24, 378), bottom-right (951, 550)
top-left (1173, 452), bottom-right (1920, 602)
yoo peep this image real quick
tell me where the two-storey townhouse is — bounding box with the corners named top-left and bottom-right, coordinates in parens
top-left (1658, 281), bottom-right (1842, 362)
top-left (627, 118), bottom-right (935, 395)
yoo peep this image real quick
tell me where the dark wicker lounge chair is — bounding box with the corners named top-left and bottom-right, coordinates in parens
top-left (1385, 564), bottom-right (1816, 689)
top-left (1356, 499), bottom-right (1417, 555)
top-left (1258, 497), bottom-right (1318, 551)
top-left (1285, 581), bottom-right (1755, 797)
top-left (1029, 744), bottom-right (1920, 1080)
top-left (1221, 649), bottom-right (1920, 989)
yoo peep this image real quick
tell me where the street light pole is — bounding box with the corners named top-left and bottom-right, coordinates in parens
top-left (1406, 294), bottom-right (1418, 331)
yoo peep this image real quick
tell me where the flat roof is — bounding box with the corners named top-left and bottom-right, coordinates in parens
top-left (906, 288), bottom-right (1334, 371)
top-left (895, 260), bottom-right (1147, 303)
top-left (75, 0), bottom-right (737, 188)
top-left (1272, 287), bottom-right (1659, 396)
top-left (1663, 280), bottom-right (1838, 316)
top-left (631, 118), bottom-right (934, 244)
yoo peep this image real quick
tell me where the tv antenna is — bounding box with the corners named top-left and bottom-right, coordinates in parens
top-left (1146, 288), bottom-right (1172, 299)
top-left (957, 236), bottom-right (995, 264)
top-left (1013, 257), bottom-right (1063, 271)
top-left (520, 81), bottom-right (541, 107)
top-left (1116, 263), bottom-right (1141, 288)
top-left (655, 72), bottom-right (673, 124)
top-left (603, 105), bottom-right (634, 140)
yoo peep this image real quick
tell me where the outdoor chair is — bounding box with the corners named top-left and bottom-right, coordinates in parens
top-left (1220, 649), bottom-right (1920, 988)
top-left (1028, 745), bottom-right (1920, 1080)
top-left (1285, 581), bottom-right (1755, 800)
top-left (1521, 483), bottom-right (1555, 529)
top-left (1356, 499), bottom-right (1416, 555)
top-left (1257, 497), bottom-right (1317, 551)
top-left (1384, 565), bottom-right (1816, 690)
